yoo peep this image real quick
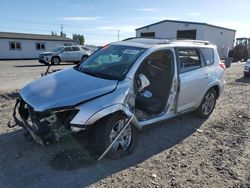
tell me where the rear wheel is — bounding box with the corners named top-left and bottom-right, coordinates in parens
top-left (196, 89), bottom-right (217, 118)
top-left (95, 113), bottom-right (137, 159)
top-left (51, 57), bottom-right (60, 65)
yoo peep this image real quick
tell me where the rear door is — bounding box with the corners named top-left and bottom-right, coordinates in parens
top-left (176, 48), bottom-right (210, 112)
top-left (60, 47), bottom-right (72, 61)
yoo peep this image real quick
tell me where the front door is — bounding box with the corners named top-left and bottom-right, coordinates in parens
top-left (60, 47), bottom-right (72, 61)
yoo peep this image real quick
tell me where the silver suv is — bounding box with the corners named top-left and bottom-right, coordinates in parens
top-left (10, 38), bottom-right (226, 160)
top-left (38, 45), bottom-right (92, 65)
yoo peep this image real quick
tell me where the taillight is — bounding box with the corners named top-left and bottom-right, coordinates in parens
top-left (219, 63), bottom-right (226, 70)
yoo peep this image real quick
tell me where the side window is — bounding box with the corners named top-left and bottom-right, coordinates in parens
top-left (178, 49), bottom-right (201, 73)
top-left (9, 41), bottom-right (21, 50)
top-left (81, 47), bottom-right (90, 51)
top-left (200, 48), bottom-right (214, 66)
top-left (36, 42), bottom-right (46, 50)
top-left (138, 49), bottom-right (174, 76)
top-left (64, 47), bottom-right (72, 52)
top-left (72, 47), bottom-right (80, 51)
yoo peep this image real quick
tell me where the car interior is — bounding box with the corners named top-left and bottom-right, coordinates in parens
top-left (134, 50), bottom-right (174, 120)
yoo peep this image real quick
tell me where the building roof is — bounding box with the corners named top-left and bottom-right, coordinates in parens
top-left (135, 20), bottom-right (236, 32)
top-left (0, 32), bottom-right (76, 41)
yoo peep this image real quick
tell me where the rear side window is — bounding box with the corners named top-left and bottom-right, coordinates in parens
top-left (72, 47), bottom-right (80, 51)
top-left (200, 48), bottom-right (214, 66)
top-left (81, 47), bottom-right (90, 51)
top-left (178, 49), bottom-right (201, 73)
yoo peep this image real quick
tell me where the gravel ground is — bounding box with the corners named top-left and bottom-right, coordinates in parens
top-left (0, 62), bottom-right (249, 188)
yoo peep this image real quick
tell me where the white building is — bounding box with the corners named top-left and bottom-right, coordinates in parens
top-left (0, 32), bottom-right (77, 59)
top-left (136, 20), bottom-right (236, 59)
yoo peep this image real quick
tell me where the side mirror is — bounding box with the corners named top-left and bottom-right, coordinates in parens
top-left (137, 74), bottom-right (150, 92)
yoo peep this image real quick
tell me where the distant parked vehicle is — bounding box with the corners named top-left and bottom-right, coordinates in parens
top-left (228, 38), bottom-right (250, 62)
top-left (38, 45), bottom-right (92, 65)
top-left (244, 59), bottom-right (250, 77)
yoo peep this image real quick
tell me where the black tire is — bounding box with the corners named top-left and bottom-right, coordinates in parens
top-left (95, 113), bottom-right (137, 159)
top-left (81, 55), bottom-right (89, 62)
top-left (51, 57), bottom-right (60, 65)
top-left (195, 89), bottom-right (217, 118)
top-left (244, 72), bottom-right (250, 77)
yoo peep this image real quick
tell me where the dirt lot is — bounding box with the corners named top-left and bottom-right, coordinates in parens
top-left (0, 61), bottom-right (249, 188)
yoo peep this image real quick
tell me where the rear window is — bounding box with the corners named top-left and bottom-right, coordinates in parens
top-left (200, 48), bottom-right (214, 66)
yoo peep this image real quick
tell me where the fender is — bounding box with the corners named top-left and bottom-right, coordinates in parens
top-left (195, 80), bottom-right (222, 109)
top-left (70, 103), bottom-right (140, 129)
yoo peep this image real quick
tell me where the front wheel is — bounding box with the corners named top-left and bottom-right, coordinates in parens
top-left (195, 89), bottom-right (217, 118)
top-left (51, 57), bottom-right (60, 65)
top-left (95, 113), bottom-right (137, 159)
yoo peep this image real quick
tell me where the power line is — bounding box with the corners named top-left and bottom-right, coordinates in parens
top-left (0, 26), bottom-right (129, 39)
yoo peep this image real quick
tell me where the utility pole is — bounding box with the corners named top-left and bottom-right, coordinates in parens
top-left (118, 29), bottom-right (120, 41)
top-left (60, 24), bottom-right (63, 36)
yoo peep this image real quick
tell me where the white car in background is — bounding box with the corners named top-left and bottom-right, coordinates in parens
top-left (38, 45), bottom-right (92, 65)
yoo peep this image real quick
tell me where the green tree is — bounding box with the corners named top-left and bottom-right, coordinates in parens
top-left (73, 34), bottom-right (85, 45)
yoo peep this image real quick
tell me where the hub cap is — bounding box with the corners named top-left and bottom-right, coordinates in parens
top-left (53, 58), bottom-right (59, 65)
top-left (202, 92), bottom-right (215, 115)
top-left (110, 119), bottom-right (132, 151)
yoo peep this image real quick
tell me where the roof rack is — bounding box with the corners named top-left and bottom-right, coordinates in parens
top-left (122, 37), bottom-right (210, 45)
top-left (169, 39), bottom-right (210, 45)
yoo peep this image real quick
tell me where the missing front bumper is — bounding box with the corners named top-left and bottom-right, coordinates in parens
top-left (8, 99), bottom-right (45, 145)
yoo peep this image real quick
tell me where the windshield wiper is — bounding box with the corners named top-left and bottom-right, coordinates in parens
top-left (82, 68), bottom-right (102, 78)
top-left (81, 68), bottom-right (119, 80)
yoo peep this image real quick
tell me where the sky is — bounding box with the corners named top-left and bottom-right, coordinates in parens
top-left (0, 0), bottom-right (249, 45)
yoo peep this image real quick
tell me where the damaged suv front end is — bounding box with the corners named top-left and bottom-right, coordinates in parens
top-left (9, 44), bottom-right (146, 153)
top-left (11, 98), bottom-right (79, 145)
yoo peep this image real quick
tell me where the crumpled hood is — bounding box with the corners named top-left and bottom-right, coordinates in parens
top-left (20, 67), bottom-right (117, 112)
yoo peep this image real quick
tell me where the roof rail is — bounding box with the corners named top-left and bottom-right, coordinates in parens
top-left (169, 39), bottom-right (210, 45)
top-left (122, 37), bottom-right (210, 45)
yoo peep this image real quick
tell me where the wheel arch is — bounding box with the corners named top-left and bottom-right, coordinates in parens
top-left (70, 104), bottom-right (140, 129)
top-left (51, 56), bottom-right (61, 62)
top-left (195, 82), bottom-right (221, 109)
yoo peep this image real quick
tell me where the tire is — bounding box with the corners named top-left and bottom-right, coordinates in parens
top-left (244, 72), bottom-right (250, 77)
top-left (195, 89), bottom-right (217, 118)
top-left (95, 113), bottom-right (137, 159)
top-left (51, 57), bottom-right (60, 65)
top-left (81, 55), bottom-right (89, 62)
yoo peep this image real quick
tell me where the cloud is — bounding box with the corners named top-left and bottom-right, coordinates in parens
top-left (136, 8), bottom-right (160, 12)
top-left (187, 12), bottom-right (202, 16)
top-left (60, 17), bottom-right (102, 21)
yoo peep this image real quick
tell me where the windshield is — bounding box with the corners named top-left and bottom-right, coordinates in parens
top-left (236, 38), bottom-right (250, 46)
top-left (52, 47), bottom-right (64, 52)
top-left (78, 45), bottom-right (145, 80)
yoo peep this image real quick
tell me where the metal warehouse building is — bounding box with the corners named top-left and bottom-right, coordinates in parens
top-left (0, 32), bottom-right (77, 59)
top-left (136, 20), bottom-right (236, 59)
